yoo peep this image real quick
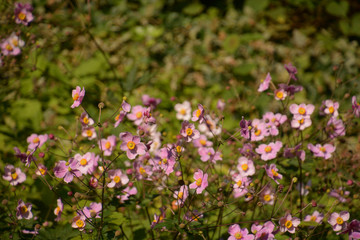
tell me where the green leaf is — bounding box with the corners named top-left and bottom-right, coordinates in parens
top-left (223, 34), bottom-right (241, 54)
top-left (108, 212), bottom-right (126, 225)
top-left (183, 2), bottom-right (204, 16)
top-left (10, 99), bottom-right (42, 131)
top-left (326, 1), bottom-right (348, 17)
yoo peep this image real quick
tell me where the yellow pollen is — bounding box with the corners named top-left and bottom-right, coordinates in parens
top-left (32, 137), bottom-right (40, 143)
top-left (162, 158), bottom-right (168, 164)
top-left (105, 141), bottom-right (111, 149)
top-left (310, 216), bottom-right (317, 222)
top-left (55, 206), bottom-right (61, 215)
top-left (271, 169), bottom-right (279, 177)
top-left (5, 44), bottom-right (13, 51)
top-left (285, 220), bottom-right (293, 229)
top-left (328, 106), bottom-right (334, 114)
top-left (265, 146), bottom-right (272, 153)
top-left (139, 167), bottom-right (146, 175)
top-left (76, 219), bottom-right (84, 228)
top-left (298, 107), bottom-right (306, 115)
top-left (196, 178), bottom-right (202, 186)
top-left (196, 109), bottom-right (201, 117)
top-left (18, 12), bottom-right (26, 20)
top-left (80, 158), bottom-right (87, 166)
top-left (21, 205), bottom-right (28, 214)
top-left (68, 167), bottom-right (72, 172)
top-left (241, 164), bottom-right (248, 171)
top-left (39, 168), bottom-right (46, 175)
top-left (178, 192), bottom-right (184, 199)
top-left (86, 130), bottom-right (93, 137)
top-left (234, 232), bottom-right (242, 239)
top-left (113, 176), bottom-right (120, 183)
top-left (176, 146), bottom-right (182, 153)
top-left (298, 118), bottom-right (304, 124)
top-left (237, 180), bottom-right (242, 187)
top-left (276, 91), bottom-right (284, 99)
top-left (263, 194), bottom-right (271, 202)
top-left (115, 114), bottom-right (120, 121)
top-left (83, 117), bottom-right (89, 124)
top-left (11, 172), bottom-right (18, 180)
top-left (248, 126), bottom-right (252, 130)
top-left (199, 139), bottom-right (207, 146)
top-left (136, 111), bottom-right (142, 119)
top-left (11, 39), bottom-right (19, 47)
top-left (186, 128), bottom-right (193, 136)
top-left (127, 141), bottom-right (135, 150)
top-left (319, 147), bottom-right (326, 152)
top-left (180, 109), bottom-right (186, 115)
top-left (336, 217), bottom-right (344, 225)
top-left (73, 93), bottom-right (79, 101)
top-left (254, 129), bottom-right (261, 136)
top-left (271, 118), bottom-right (276, 123)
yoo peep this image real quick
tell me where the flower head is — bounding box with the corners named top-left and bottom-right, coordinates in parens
top-left (107, 169), bottom-right (129, 188)
top-left (53, 159), bottom-right (82, 183)
top-left (265, 164), bottom-right (282, 184)
top-left (180, 121), bottom-right (200, 142)
top-left (142, 94), bottom-right (161, 109)
top-left (284, 63), bottom-right (298, 81)
top-left (320, 100), bottom-right (339, 117)
top-left (189, 169), bottom-right (208, 194)
top-left (279, 213), bottom-right (300, 233)
top-left (326, 117), bottom-right (345, 139)
top-left (27, 133), bottom-right (48, 150)
top-left (258, 72), bottom-right (271, 92)
top-left (328, 211), bottom-right (349, 232)
top-left (72, 214), bottom-right (86, 231)
top-left (54, 198), bottom-right (64, 222)
top-left (228, 224), bottom-right (254, 240)
top-left (352, 96), bottom-right (360, 117)
top-left (16, 200), bottom-right (33, 220)
top-left (255, 141), bottom-right (283, 161)
top-left (119, 132), bottom-right (147, 159)
top-left (14, 3), bottom-right (34, 25)
top-left (1, 33), bottom-right (25, 56)
top-left (99, 135), bottom-right (116, 156)
top-left (3, 164), bottom-right (26, 186)
top-left (173, 185), bottom-right (189, 206)
top-left (304, 211), bottom-right (323, 224)
top-left (237, 157), bottom-right (255, 177)
top-left (175, 101), bottom-right (191, 121)
top-left (308, 143), bottom-right (335, 159)
top-left (191, 104), bottom-right (205, 123)
top-left (71, 86), bottom-right (85, 108)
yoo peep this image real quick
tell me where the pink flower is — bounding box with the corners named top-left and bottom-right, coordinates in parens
top-left (328, 211), bottom-right (349, 231)
top-left (189, 169), bottom-right (208, 194)
top-left (16, 200), bottom-right (33, 220)
top-left (151, 147), bottom-right (176, 175)
top-left (289, 103), bottom-right (315, 117)
top-left (82, 127), bottom-right (97, 140)
top-left (119, 132), bottom-right (147, 159)
top-left (252, 221), bottom-right (275, 239)
top-left (327, 117), bottom-right (345, 139)
top-left (83, 202), bottom-right (102, 218)
top-left (352, 96), bottom-right (360, 117)
top-left (173, 185), bottom-right (189, 205)
top-left (127, 105), bottom-right (145, 125)
top-left (80, 112), bottom-right (94, 127)
top-left (117, 186), bottom-right (138, 203)
top-left (71, 86), bottom-right (85, 108)
top-left (191, 104), bottom-right (205, 123)
top-left (279, 213), bottom-right (300, 233)
top-left (274, 88), bottom-right (287, 101)
top-left (193, 134), bottom-right (213, 148)
top-left (3, 164), bottom-right (26, 186)
top-left (74, 152), bottom-right (98, 174)
top-left (255, 141), bottom-right (283, 161)
top-left (53, 159), bottom-right (82, 183)
top-left (262, 112), bottom-right (287, 136)
top-left (115, 100), bottom-right (131, 127)
top-left (14, 3), bottom-right (34, 26)
top-left (107, 169), bottom-right (129, 188)
top-left (250, 119), bottom-right (267, 142)
top-left (27, 133), bottom-right (48, 150)
top-left (14, 147), bottom-right (36, 167)
top-left (304, 211), bottom-right (323, 223)
top-left (284, 63), bottom-right (298, 81)
top-left (258, 72), bottom-right (271, 92)
top-left (232, 175), bottom-right (251, 198)
top-left (283, 144), bottom-right (305, 161)
top-left (228, 224), bottom-right (254, 240)
top-left (180, 121), bottom-right (200, 142)
top-left (198, 115), bottom-right (222, 138)
top-left (265, 164), bottom-right (282, 184)
top-left (260, 186), bottom-right (275, 205)
top-left (54, 198), bottom-right (63, 222)
top-left (72, 214), bottom-right (86, 231)
top-left (320, 100), bottom-right (339, 117)
top-left (35, 164), bottom-right (47, 176)
top-left (237, 157), bottom-right (255, 177)
top-left (1, 33), bottom-right (25, 56)
top-left (217, 99), bottom-right (225, 111)
top-left (291, 115), bottom-right (312, 130)
top-left (99, 135), bottom-right (116, 156)
top-left (307, 143), bottom-right (335, 159)
top-left (142, 94), bottom-right (161, 109)
top-left (198, 147), bottom-right (222, 163)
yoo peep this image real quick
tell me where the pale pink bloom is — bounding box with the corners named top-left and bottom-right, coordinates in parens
top-left (151, 208), bottom-right (166, 229)
top-left (173, 185), bottom-right (189, 205)
top-left (228, 224), bottom-right (254, 240)
top-left (107, 169), bottom-right (129, 188)
top-left (72, 214), bottom-right (86, 231)
top-left (117, 186), bottom-right (138, 203)
top-left (74, 152), bottom-right (98, 174)
top-left (320, 100), bottom-right (339, 117)
top-left (289, 103), bottom-right (315, 117)
top-left (304, 211), bottom-right (323, 223)
top-left (54, 198), bottom-right (63, 222)
top-left (328, 211), bottom-right (349, 231)
top-left (152, 147), bottom-right (176, 175)
top-left (80, 112), bottom-right (94, 127)
top-left (119, 132), bottom-right (147, 159)
top-left (262, 112), bottom-right (287, 136)
top-left (142, 94), bottom-right (161, 109)
top-left (83, 202), bottom-right (102, 218)
top-left (291, 115), bottom-right (312, 130)
top-left (265, 164), bottom-right (282, 184)
top-left (180, 121), bottom-right (200, 142)
top-left (127, 105), bottom-right (145, 125)
top-left (352, 96), bottom-right (360, 117)
top-left (198, 115), bottom-right (222, 138)
top-left (232, 174), bottom-right (251, 198)
top-left (258, 72), bottom-right (271, 92)
top-left (189, 169), bottom-right (208, 194)
top-left (14, 147), bottom-right (36, 167)
top-left (16, 199), bottom-right (33, 220)
top-left (53, 159), bottom-right (82, 183)
top-left (35, 164), bottom-right (47, 176)
top-left (279, 213), bottom-right (301, 233)
top-left (71, 86), bottom-right (85, 108)
top-left (237, 157), bottom-right (255, 177)
top-left (307, 143), bottom-right (335, 159)
top-left (217, 99), bottom-right (225, 111)
top-left (99, 135), bottom-right (116, 156)
top-left (191, 104), bottom-right (205, 123)
top-left (14, 3), bottom-right (34, 25)
top-left (250, 119), bottom-right (267, 142)
top-left (27, 133), bottom-right (48, 150)
top-left (274, 88), bottom-right (287, 101)
top-left (252, 221), bottom-right (275, 239)
top-left (82, 127), bottom-right (97, 140)
top-left (3, 164), bottom-right (26, 186)
top-left (198, 147), bottom-right (222, 163)
top-left (256, 141), bottom-right (282, 161)
top-left (193, 134), bottom-right (213, 148)
top-left (260, 186), bottom-right (275, 205)
top-left (175, 101), bottom-right (191, 121)
top-left (115, 100), bottom-right (131, 127)
top-left (327, 117), bottom-right (346, 139)
top-left (1, 33), bottom-right (25, 56)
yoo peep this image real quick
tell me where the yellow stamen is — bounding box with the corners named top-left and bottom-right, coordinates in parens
top-left (32, 137), bottom-right (40, 143)
top-left (196, 109), bottom-right (201, 118)
top-left (180, 109), bottom-right (186, 115)
top-left (39, 168), bottom-right (46, 175)
top-left (237, 180), bottom-right (242, 187)
top-left (18, 12), bottom-right (26, 20)
top-left (115, 114), bottom-right (120, 121)
top-left (241, 164), bottom-right (248, 171)
top-left (328, 106), bottom-right (334, 114)
top-left (186, 128), bottom-right (193, 136)
top-left (271, 169), bottom-right (279, 177)
top-left (113, 176), bottom-right (120, 183)
top-left (265, 146), bottom-right (272, 153)
top-left (139, 167), bottom-right (146, 175)
top-left (136, 111), bottom-right (142, 119)
top-left (263, 194), bottom-right (271, 202)
top-left (200, 139), bottom-right (207, 146)
top-left (234, 232), bottom-right (242, 239)
top-left (6, 44), bottom-right (13, 51)
top-left (285, 220), bottom-right (293, 229)
top-left (176, 146), bottom-right (182, 153)
top-left (178, 192), bottom-right (184, 199)
top-left (73, 93), bottom-right (79, 101)
top-left (127, 141), bottom-right (135, 150)
top-left (11, 172), bottom-right (18, 180)
top-left (298, 107), bottom-right (306, 115)
top-left (80, 158), bottom-right (87, 166)
top-left (55, 206), bottom-right (61, 215)
top-left (83, 117), bottom-right (89, 124)
top-left (254, 129), bottom-right (261, 136)
top-left (336, 217), bottom-right (344, 225)
top-left (105, 141), bottom-right (111, 149)
top-left (310, 216), bottom-right (317, 222)
top-left (298, 118), bottom-right (304, 124)
top-left (21, 205), bottom-right (28, 214)
top-left (86, 130), bottom-right (93, 137)
top-left (76, 219), bottom-right (84, 228)
top-left (276, 91), bottom-right (284, 99)
top-left (196, 178), bottom-right (202, 186)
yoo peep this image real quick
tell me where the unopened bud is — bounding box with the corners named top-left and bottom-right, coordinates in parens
top-left (35, 224), bottom-right (41, 230)
top-left (98, 102), bottom-right (105, 109)
top-left (2, 199), bottom-right (8, 205)
top-left (115, 230), bottom-right (121, 236)
top-left (217, 201), bottom-right (224, 207)
top-left (179, 223), bottom-right (185, 228)
top-left (292, 177), bottom-right (298, 183)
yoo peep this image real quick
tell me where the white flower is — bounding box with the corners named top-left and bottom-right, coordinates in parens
top-left (174, 101), bottom-right (191, 121)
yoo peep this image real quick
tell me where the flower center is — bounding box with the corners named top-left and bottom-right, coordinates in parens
top-left (12, 39), bottom-right (19, 47)
top-left (285, 220), bottom-right (293, 229)
top-left (319, 147), bottom-right (326, 153)
top-left (336, 217), bottom-right (344, 225)
top-left (105, 141), bottom-right (111, 149)
top-left (178, 192), bottom-right (184, 199)
top-left (276, 91), bottom-right (284, 99)
top-left (162, 158), bottom-right (168, 164)
top-left (180, 109), bottom-right (186, 115)
top-left (115, 114), bottom-right (120, 121)
top-left (196, 109), bottom-right (201, 118)
top-left (271, 118), bottom-right (276, 123)
top-left (186, 128), bottom-right (193, 136)
top-left (241, 164), bottom-right (248, 171)
top-left (234, 232), bottom-right (242, 239)
top-left (86, 130), bottom-right (93, 137)
top-left (298, 118), bottom-right (304, 124)
top-left (298, 107), bottom-right (306, 115)
top-left (127, 141), bottom-right (135, 150)
top-left (11, 172), bottom-right (18, 180)
top-left (271, 169), bottom-right (279, 177)
top-left (83, 117), bottom-right (89, 124)
top-left (80, 158), bottom-right (87, 166)
top-left (18, 12), bottom-right (26, 20)
top-left (200, 139), bottom-right (207, 146)
top-left (265, 146), bottom-right (272, 153)
top-left (55, 206), bottom-right (61, 215)
top-left (39, 168), bottom-right (46, 175)
top-left (263, 194), bottom-right (271, 202)
top-left (76, 219), bottom-right (84, 228)
top-left (32, 137), bottom-right (40, 143)
top-left (139, 167), bottom-right (146, 175)
top-left (328, 106), bottom-right (334, 114)
top-left (254, 129), bottom-right (261, 136)
top-left (136, 111), bottom-right (142, 119)
top-left (5, 44), bottom-right (13, 51)
top-left (21, 205), bottom-right (28, 214)
top-left (196, 178), bottom-right (202, 186)
top-left (73, 93), bottom-right (79, 101)
top-left (176, 146), bottom-right (182, 153)
top-left (113, 176), bottom-right (120, 183)
top-left (237, 180), bottom-right (242, 187)
top-left (310, 216), bottom-right (317, 222)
